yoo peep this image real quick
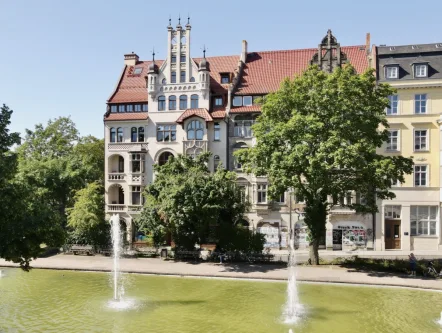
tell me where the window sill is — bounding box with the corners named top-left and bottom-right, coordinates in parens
top-left (413, 150), bottom-right (430, 153)
top-left (385, 149), bottom-right (401, 153)
top-left (156, 141), bottom-right (178, 144)
top-left (410, 235), bottom-right (438, 238)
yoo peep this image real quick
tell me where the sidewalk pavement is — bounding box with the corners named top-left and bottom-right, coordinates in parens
top-left (1, 254), bottom-right (442, 291)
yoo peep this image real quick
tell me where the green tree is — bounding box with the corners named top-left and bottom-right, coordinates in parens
top-left (67, 182), bottom-right (110, 247)
top-left (137, 153), bottom-right (252, 250)
top-left (0, 105), bottom-right (65, 270)
top-left (236, 65), bottom-right (414, 264)
top-left (16, 117), bottom-right (80, 222)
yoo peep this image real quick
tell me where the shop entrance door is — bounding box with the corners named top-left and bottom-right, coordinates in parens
top-left (385, 220), bottom-right (401, 249)
top-left (332, 230), bottom-right (343, 250)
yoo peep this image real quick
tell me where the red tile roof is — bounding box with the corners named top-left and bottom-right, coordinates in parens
top-left (107, 46), bottom-right (369, 103)
top-left (211, 110), bottom-right (226, 118)
top-left (194, 55), bottom-right (240, 94)
top-left (235, 46), bottom-right (369, 95)
top-left (108, 61), bottom-right (163, 103)
top-left (104, 112), bottom-right (149, 121)
top-left (230, 105), bottom-right (262, 113)
top-left (176, 108), bottom-right (213, 123)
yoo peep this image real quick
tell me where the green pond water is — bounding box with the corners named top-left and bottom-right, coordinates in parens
top-left (1, 268), bottom-right (442, 333)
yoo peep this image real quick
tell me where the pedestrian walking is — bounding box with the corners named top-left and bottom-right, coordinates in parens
top-left (409, 253), bottom-right (417, 277)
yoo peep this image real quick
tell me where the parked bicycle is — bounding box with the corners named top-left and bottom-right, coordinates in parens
top-left (423, 261), bottom-right (442, 278)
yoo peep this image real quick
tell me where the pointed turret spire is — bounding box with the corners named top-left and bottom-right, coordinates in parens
top-left (167, 16), bottom-right (172, 30)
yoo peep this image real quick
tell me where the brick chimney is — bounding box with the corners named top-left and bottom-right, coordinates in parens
top-left (365, 33), bottom-right (371, 55)
top-left (124, 52), bottom-right (139, 66)
top-left (241, 40), bottom-right (248, 63)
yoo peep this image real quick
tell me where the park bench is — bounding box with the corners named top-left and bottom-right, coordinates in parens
top-left (175, 250), bottom-right (200, 261)
top-left (98, 248), bottom-right (112, 256)
top-left (135, 247), bottom-right (158, 257)
top-left (71, 245), bottom-right (95, 256)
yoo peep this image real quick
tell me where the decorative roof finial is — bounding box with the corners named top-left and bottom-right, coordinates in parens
top-left (178, 14), bottom-right (181, 25)
top-left (168, 16), bottom-right (172, 27)
top-left (152, 48), bottom-right (155, 62)
top-left (203, 44), bottom-right (207, 58)
top-left (187, 14), bottom-right (190, 25)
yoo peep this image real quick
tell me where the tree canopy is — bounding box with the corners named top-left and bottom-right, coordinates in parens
top-left (137, 153), bottom-right (260, 251)
top-left (0, 111), bottom-right (106, 269)
top-left (236, 65), bottom-right (414, 264)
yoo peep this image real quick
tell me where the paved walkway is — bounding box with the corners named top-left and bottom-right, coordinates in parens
top-left (1, 254), bottom-right (442, 291)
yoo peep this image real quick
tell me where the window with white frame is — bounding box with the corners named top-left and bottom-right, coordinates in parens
top-left (411, 206), bottom-right (438, 236)
top-left (384, 205), bottom-right (401, 219)
top-left (387, 95), bottom-right (398, 115)
top-left (386, 66), bottom-right (398, 79)
top-left (131, 186), bottom-right (142, 205)
top-left (213, 155), bottom-right (220, 172)
top-left (131, 153), bottom-right (145, 173)
top-left (414, 165), bottom-right (428, 187)
top-left (415, 64), bottom-right (428, 78)
top-left (257, 184), bottom-right (267, 203)
top-left (387, 130), bottom-right (399, 151)
top-left (157, 125), bottom-right (176, 142)
top-left (238, 185), bottom-right (247, 203)
top-left (234, 115), bottom-right (256, 137)
top-left (414, 129), bottom-right (428, 151)
top-left (276, 192), bottom-right (285, 204)
top-left (415, 94), bottom-right (427, 114)
top-left (214, 122), bottom-right (221, 141)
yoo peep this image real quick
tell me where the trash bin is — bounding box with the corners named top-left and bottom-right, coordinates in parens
top-left (161, 248), bottom-right (168, 258)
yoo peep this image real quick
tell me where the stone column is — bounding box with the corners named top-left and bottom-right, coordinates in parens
top-left (401, 205), bottom-right (411, 251)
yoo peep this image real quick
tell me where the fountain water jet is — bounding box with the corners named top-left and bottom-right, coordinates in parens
top-left (107, 214), bottom-right (137, 311)
top-left (437, 312), bottom-right (442, 326)
top-left (282, 232), bottom-right (304, 324)
top-left (110, 214), bottom-right (123, 301)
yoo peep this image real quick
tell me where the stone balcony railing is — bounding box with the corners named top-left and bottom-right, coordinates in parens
top-left (106, 204), bottom-right (126, 212)
top-left (129, 173), bottom-right (146, 185)
top-left (183, 140), bottom-right (208, 156)
top-left (108, 173), bottom-right (125, 181)
top-left (127, 205), bottom-right (143, 214)
top-left (107, 143), bottom-right (148, 151)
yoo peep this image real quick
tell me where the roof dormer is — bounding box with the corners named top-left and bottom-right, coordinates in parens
top-left (412, 62), bottom-right (429, 78)
top-left (384, 64), bottom-right (399, 80)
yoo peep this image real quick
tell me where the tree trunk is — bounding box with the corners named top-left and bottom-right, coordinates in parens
top-left (309, 238), bottom-right (320, 265)
top-left (304, 196), bottom-right (327, 266)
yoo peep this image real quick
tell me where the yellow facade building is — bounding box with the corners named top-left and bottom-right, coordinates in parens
top-left (375, 43), bottom-right (442, 251)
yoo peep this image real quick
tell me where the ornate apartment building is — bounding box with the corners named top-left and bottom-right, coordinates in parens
top-left (375, 43), bottom-right (442, 251)
top-left (104, 21), bottom-right (415, 251)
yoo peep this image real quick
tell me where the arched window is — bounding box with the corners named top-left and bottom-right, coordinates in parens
top-left (190, 77), bottom-right (195, 82)
top-left (179, 95), bottom-right (188, 110)
top-left (138, 127), bottom-right (144, 142)
top-left (191, 94), bottom-right (199, 108)
top-left (110, 128), bottom-right (116, 142)
top-left (169, 95), bottom-right (177, 110)
top-left (162, 78), bottom-right (166, 84)
top-left (171, 71), bottom-right (176, 83)
top-left (187, 120), bottom-right (204, 140)
top-left (118, 156), bottom-right (124, 172)
top-left (214, 155), bottom-right (220, 172)
top-left (158, 96), bottom-right (166, 111)
top-left (158, 151), bottom-right (174, 166)
top-left (117, 128), bottom-right (124, 142)
top-left (131, 127), bottom-right (137, 142)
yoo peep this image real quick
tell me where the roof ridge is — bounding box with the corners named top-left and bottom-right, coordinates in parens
top-left (251, 45), bottom-right (366, 54)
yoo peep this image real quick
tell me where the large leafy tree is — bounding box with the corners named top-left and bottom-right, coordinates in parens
top-left (0, 105), bottom-right (65, 270)
top-left (66, 182), bottom-right (110, 247)
top-left (236, 65), bottom-right (414, 264)
top-left (16, 117), bottom-right (81, 222)
top-left (137, 153), bottom-right (254, 251)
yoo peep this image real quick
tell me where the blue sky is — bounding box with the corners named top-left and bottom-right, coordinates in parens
top-left (1, 0), bottom-right (441, 139)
